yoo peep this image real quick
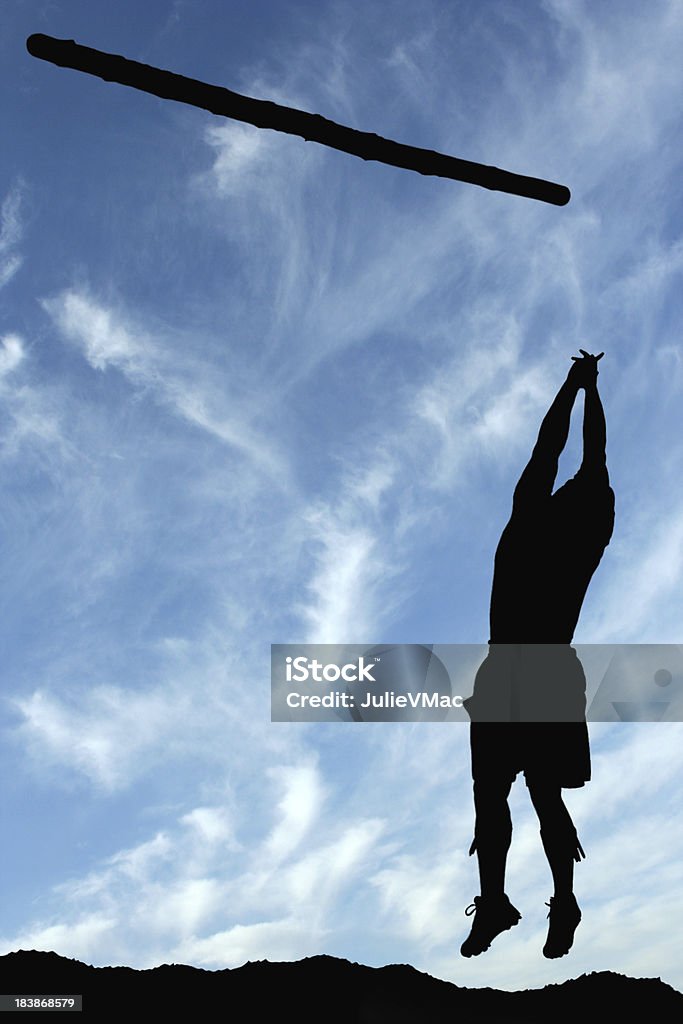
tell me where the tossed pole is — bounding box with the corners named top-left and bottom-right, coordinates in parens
top-left (27, 33), bottom-right (570, 207)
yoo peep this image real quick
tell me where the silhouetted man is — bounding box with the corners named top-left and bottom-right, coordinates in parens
top-left (461, 351), bottom-right (615, 959)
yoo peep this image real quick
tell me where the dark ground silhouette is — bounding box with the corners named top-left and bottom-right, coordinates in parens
top-left (1, 951), bottom-right (681, 1021)
top-left (463, 352), bottom-right (615, 958)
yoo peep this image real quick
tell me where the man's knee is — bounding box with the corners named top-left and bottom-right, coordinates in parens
top-left (526, 782), bottom-right (582, 852)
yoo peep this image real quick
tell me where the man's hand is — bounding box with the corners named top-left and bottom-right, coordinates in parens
top-left (568, 349), bottom-right (604, 389)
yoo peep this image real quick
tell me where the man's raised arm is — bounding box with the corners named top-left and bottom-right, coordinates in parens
top-left (577, 354), bottom-right (608, 476)
top-left (512, 361), bottom-right (582, 508)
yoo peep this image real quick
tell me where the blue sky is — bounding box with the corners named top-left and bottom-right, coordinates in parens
top-left (1, 0), bottom-right (683, 993)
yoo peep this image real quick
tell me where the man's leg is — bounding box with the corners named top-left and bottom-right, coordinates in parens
top-left (473, 775), bottom-right (514, 898)
top-left (527, 779), bottom-right (583, 957)
top-left (461, 771), bottom-right (521, 957)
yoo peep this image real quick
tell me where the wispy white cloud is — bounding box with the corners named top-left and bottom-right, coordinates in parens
top-left (173, 918), bottom-right (321, 969)
top-left (583, 504), bottom-right (683, 642)
top-left (43, 290), bottom-right (288, 481)
top-left (543, 0), bottom-right (683, 157)
top-left (0, 333), bottom-right (24, 378)
top-left (300, 505), bottom-right (387, 643)
top-left (9, 628), bottom-right (304, 794)
top-left (204, 123), bottom-right (275, 196)
top-left (262, 761), bottom-right (326, 862)
top-left (372, 853), bottom-right (466, 945)
top-left (0, 767), bottom-right (385, 968)
top-left (0, 333), bottom-right (71, 461)
top-left (0, 182), bottom-right (24, 289)
top-left (11, 685), bottom-right (195, 791)
top-left (1, 916), bottom-right (117, 964)
top-left (181, 806), bottom-right (238, 849)
top-left (412, 326), bottom-right (555, 487)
